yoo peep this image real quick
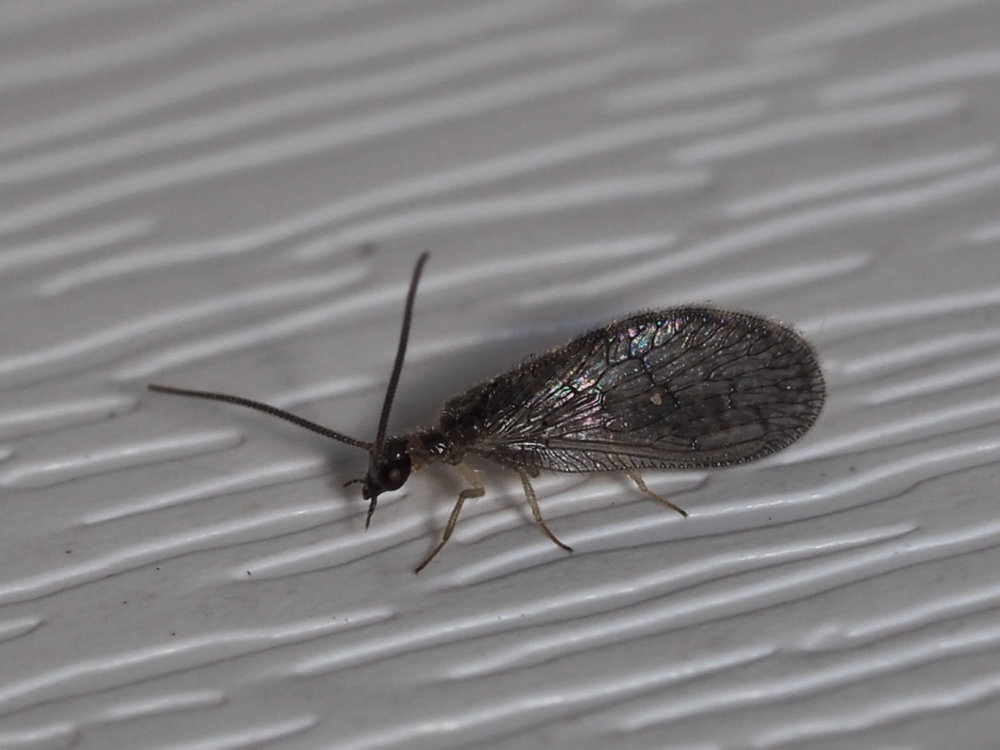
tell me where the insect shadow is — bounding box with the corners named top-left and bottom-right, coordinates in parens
top-left (149, 252), bottom-right (825, 572)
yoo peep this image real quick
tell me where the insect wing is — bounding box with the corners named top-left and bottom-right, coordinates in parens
top-left (446, 307), bottom-right (824, 472)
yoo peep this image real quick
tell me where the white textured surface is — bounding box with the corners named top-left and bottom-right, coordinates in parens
top-left (2, 1), bottom-right (999, 749)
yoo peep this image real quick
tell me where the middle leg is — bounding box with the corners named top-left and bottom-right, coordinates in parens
top-left (627, 470), bottom-right (688, 517)
top-left (518, 468), bottom-right (573, 553)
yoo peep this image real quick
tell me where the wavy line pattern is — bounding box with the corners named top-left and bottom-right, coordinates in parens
top-left (1, 1), bottom-right (999, 749)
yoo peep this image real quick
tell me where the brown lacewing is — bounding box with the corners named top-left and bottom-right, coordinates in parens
top-left (148, 252), bottom-right (824, 572)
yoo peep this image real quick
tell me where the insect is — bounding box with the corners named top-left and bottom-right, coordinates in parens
top-left (149, 252), bottom-right (825, 572)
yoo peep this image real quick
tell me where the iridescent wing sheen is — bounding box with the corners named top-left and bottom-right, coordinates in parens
top-left (439, 307), bottom-right (825, 473)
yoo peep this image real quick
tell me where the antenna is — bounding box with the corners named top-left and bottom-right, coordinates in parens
top-left (147, 253), bottom-right (432, 454)
top-left (373, 250), bottom-right (429, 457)
top-left (146, 384), bottom-right (372, 449)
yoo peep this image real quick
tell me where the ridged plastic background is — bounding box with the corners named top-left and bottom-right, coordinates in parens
top-left (1, 2), bottom-right (998, 749)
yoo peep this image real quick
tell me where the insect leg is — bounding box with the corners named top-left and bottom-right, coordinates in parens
top-left (626, 470), bottom-right (688, 518)
top-left (518, 468), bottom-right (573, 554)
top-left (414, 464), bottom-right (485, 573)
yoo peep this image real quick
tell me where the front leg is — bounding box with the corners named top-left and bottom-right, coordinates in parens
top-left (414, 463), bottom-right (485, 573)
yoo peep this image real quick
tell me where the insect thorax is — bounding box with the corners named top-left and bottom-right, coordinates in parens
top-left (407, 399), bottom-right (493, 469)
top-left (406, 428), bottom-right (463, 468)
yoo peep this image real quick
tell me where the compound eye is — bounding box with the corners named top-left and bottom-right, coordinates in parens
top-left (378, 453), bottom-right (411, 491)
